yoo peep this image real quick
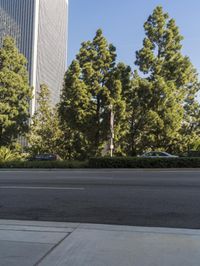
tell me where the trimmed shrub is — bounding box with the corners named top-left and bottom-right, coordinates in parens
top-left (1, 157), bottom-right (200, 169)
top-left (0, 160), bottom-right (88, 169)
top-left (88, 157), bottom-right (200, 168)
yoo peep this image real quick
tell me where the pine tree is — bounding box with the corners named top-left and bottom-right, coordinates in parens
top-left (27, 84), bottom-right (63, 156)
top-left (0, 37), bottom-right (32, 146)
top-left (59, 60), bottom-right (91, 159)
top-left (133, 6), bottom-right (200, 153)
top-left (182, 99), bottom-right (200, 152)
top-left (111, 63), bottom-right (132, 154)
top-left (59, 29), bottom-right (127, 156)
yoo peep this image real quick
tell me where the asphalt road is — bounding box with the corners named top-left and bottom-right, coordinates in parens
top-left (0, 169), bottom-right (200, 228)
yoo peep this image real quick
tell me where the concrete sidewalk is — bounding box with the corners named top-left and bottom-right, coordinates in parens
top-left (0, 220), bottom-right (200, 266)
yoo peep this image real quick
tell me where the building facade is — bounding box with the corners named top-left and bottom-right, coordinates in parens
top-left (0, 0), bottom-right (68, 115)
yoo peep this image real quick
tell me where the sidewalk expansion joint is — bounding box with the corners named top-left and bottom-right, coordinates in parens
top-left (34, 225), bottom-right (79, 266)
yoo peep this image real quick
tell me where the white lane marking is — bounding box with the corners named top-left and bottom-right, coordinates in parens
top-left (0, 186), bottom-right (85, 190)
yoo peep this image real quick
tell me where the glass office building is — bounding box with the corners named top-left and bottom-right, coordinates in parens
top-left (0, 0), bottom-right (68, 115)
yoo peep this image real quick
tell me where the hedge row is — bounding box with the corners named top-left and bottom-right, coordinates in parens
top-left (88, 157), bottom-right (200, 168)
top-left (0, 160), bottom-right (88, 169)
top-left (1, 157), bottom-right (200, 168)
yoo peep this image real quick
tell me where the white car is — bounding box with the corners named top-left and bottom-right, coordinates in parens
top-left (140, 151), bottom-right (178, 158)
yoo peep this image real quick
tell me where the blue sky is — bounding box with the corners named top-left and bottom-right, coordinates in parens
top-left (68, 0), bottom-right (200, 78)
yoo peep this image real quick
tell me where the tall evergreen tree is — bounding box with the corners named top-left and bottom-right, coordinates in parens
top-left (112, 63), bottom-right (133, 154)
top-left (182, 98), bottom-right (200, 151)
top-left (0, 37), bottom-right (32, 146)
top-left (59, 61), bottom-right (91, 159)
top-left (59, 29), bottom-right (127, 156)
top-left (27, 84), bottom-right (63, 156)
top-left (132, 6), bottom-right (200, 153)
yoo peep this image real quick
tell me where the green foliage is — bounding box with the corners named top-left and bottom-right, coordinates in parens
top-left (129, 6), bottom-right (200, 154)
top-left (57, 125), bottom-right (90, 160)
top-left (88, 157), bottom-right (200, 168)
top-left (59, 9), bottom-right (200, 158)
top-left (1, 7), bottom-right (197, 160)
top-left (59, 29), bottom-right (127, 157)
top-left (0, 160), bottom-right (88, 169)
top-left (181, 99), bottom-right (200, 152)
top-left (0, 146), bottom-right (21, 162)
top-left (193, 140), bottom-right (200, 151)
top-left (189, 138), bottom-right (200, 151)
top-left (127, 73), bottom-right (184, 154)
top-left (0, 37), bottom-right (32, 146)
top-left (27, 84), bottom-right (63, 156)
top-left (2, 157), bottom-right (200, 169)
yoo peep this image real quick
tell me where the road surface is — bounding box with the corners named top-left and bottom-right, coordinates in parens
top-left (0, 169), bottom-right (200, 228)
